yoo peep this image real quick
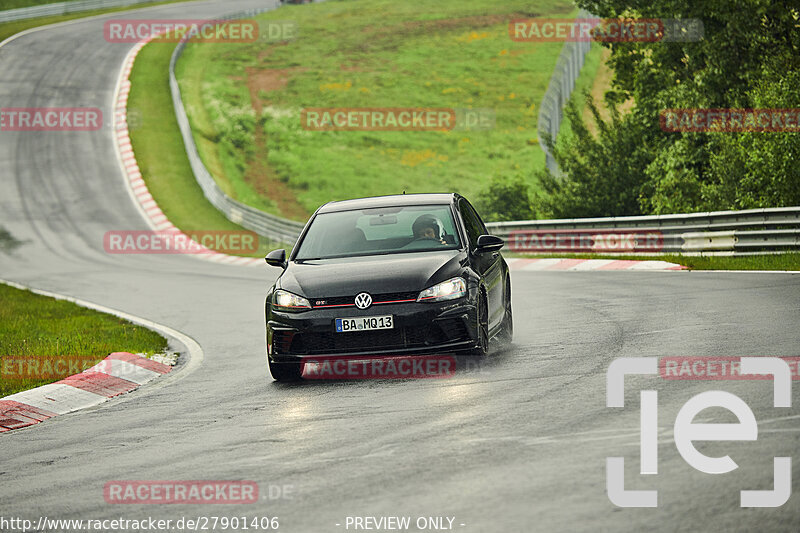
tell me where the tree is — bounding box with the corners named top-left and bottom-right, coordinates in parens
top-left (475, 174), bottom-right (536, 222)
top-left (537, 93), bottom-right (654, 218)
top-left (537, 0), bottom-right (800, 216)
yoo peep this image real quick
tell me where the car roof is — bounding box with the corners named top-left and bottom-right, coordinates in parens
top-left (317, 193), bottom-right (459, 213)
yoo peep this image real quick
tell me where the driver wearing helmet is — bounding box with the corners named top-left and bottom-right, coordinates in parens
top-left (412, 214), bottom-right (447, 245)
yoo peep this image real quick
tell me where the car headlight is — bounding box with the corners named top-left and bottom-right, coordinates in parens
top-left (417, 277), bottom-right (467, 302)
top-left (273, 289), bottom-right (311, 311)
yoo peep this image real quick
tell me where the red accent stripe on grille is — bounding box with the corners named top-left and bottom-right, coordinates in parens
top-left (314, 298), bottom-right (417, 308)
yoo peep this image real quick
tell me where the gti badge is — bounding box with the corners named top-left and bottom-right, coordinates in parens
top-left (354, 292), bottom-right (372, 309)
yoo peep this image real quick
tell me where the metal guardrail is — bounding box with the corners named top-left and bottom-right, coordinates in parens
top-left (486, 207), bottom-right (800, 255)
top-left (164, 4), bottom-right (591, 246)
top-left (537, 9), bottom-right (593, 175)
top-left (168, 2), bottom-right (306, 246)
top-left (161, 5), bottom-right (797, 256)
top-left (0, 0), bottom-right (170, 23)
top-left (3, 0), bottom-right (309, 241)
top-left (486, 206), bottom-right (800, 232)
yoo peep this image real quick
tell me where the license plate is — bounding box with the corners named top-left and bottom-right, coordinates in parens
top-left (335, 315), bottom-right (394, 333)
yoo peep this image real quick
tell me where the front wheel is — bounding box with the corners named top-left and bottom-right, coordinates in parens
top-left (268, 360), bottom-right (303, 382)
top-left (498, 278), bottom-right (513, 344)
top-left (470, 291), bottom-right (489, 356)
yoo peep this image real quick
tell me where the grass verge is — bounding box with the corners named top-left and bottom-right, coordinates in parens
top-left (127, 40), bottom-right (290, 257)
top-left (176, 0), bottom-right (577, 220)
top-left (1, 0), bottom-right (292, 257)
top-left (505, 252), bottom-right (800, 271)
top-left (0, 283), bottom-right (168, 397)
top-left (0, 0), bottom-right (191, 43)
top-left (2, 0), bottom-right (86, 9)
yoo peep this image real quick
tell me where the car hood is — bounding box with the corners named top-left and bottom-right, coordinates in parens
top-left (278, 250), bottom-right (466, 298)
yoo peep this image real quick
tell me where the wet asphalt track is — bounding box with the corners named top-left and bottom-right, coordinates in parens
top-left (0, 1), bottom-right (799, 531)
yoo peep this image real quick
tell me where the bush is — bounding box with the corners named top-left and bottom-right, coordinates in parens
top-left (536, 94), bottom-right (654, 218)
top-left (540, 0), bottom-right (800, 217)
top-left (475, 174), bottom-right (536, 222)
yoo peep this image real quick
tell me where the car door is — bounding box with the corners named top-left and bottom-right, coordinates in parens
top-left (458, 199), bottom-right (504, 330)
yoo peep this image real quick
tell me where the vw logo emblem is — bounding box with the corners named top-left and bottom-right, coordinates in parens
top-left (354, 292), bottom-right (372, 309)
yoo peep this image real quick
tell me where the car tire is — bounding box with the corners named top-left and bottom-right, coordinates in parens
top-left (498, 277), bottom-right (513, 344)
top-left (470, 291), bottom-right (489, 356)
top-left (268, 360), bottom-right (303, 382)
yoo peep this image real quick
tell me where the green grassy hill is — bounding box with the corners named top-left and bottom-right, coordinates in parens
top-left (176, 0), bottom-right (577, 220)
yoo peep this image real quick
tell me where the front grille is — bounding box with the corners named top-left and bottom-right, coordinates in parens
top-left (427, 318), bottom-right (469, 344)
top-left (372, 291), bottom-right (419, 303)
top-left (311, 296), bottom-right (352, 307)
top-left (285, 318), bottom-right (468, 356)
top-left (272, 330), bottom-right (295, 355)
top-left (435, 317), bottom-right (470, 342)
top-left (290, 327), bottom-right (426, 355)
top-left (311, 291), bottom-right (418, 308)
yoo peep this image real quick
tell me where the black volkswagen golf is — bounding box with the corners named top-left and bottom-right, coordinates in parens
top-left (264, 193), bottom-right (512, 381)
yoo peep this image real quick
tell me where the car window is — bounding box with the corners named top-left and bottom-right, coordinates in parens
top-left (458, 199), bottom-right (486, 248)
top-left (294, 204), bottom-right (461, 260)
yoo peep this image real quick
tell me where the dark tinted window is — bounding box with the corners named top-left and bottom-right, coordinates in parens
top-left (459, 199), bottom-right (486, 248)
top-left (294, 204), bottom-right (461, 260)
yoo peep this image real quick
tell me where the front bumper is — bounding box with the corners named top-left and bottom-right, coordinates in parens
top-left (267, 299), bottom-right (478, 362)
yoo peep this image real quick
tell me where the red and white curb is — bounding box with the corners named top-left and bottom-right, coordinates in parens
top-left (113, 36), bottom-right (262, 267)
top-left (1, 279), bottom-right (206, 431)
top-left (0, 352), bottom-right (173, 433)
top-left (506, 258), bottom-right (686, 271)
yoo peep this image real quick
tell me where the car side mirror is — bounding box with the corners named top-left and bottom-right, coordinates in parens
top-left (475, 234), bottom-right (504, 254)
top-left (265, 249), bottom-right (287, 268)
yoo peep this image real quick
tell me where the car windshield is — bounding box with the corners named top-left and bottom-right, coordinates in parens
top-left (294, 204), bottom-right (461, 260)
